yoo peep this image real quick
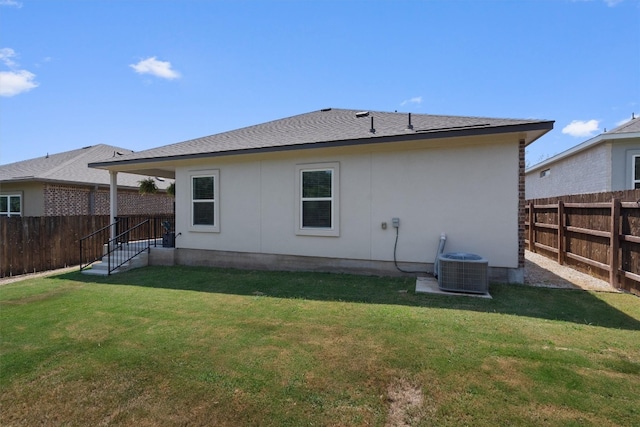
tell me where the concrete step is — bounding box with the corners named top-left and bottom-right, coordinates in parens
top-left (81, 263), bottom-right (110, 276)
top-left (81, 250), bottom-right (148, 276)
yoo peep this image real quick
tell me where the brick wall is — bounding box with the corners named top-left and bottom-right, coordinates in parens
top-left (44, 184), bottom-right (91, 216)
top-left (117, 189), bottom-right (174, 215)
top-left (43, 184), bottom-right (174, 216)
top-left (525, 143), bottom-right (611, 199)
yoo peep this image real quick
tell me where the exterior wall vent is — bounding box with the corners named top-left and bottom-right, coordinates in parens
top-left (437, 252), bottom-right (488, 294)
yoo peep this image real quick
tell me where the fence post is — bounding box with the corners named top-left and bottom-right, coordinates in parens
top-left (528, 202), bottom-right (535, 252)
top-left (610, 198), bottom-right (620, 288)
top-left (557, 201), bottom-right (565, 265)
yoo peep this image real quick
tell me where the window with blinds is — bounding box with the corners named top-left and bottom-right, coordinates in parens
top-left (190, 170), bottom-right (219, 232)
top-left (296, 162), bottom-right (340, 237)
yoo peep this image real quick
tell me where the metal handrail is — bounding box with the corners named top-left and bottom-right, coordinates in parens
top-left (106, 219), bottom-right (151, 275)
top-left (81, 222), bottom-right (113, 241)
top-left (79, 216), bottom-right (175, 274)
top-left (79, 221), bottom-right (118, 271)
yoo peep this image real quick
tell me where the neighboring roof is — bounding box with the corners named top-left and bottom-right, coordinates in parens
top-left (527, 115), bottom-right (640, 173)
top-left (608, 115), bottom-right (640, 134)
top-left (0, 144), bottom-right (170, 189)
top-left (89, 108), bottom-right (553, 178)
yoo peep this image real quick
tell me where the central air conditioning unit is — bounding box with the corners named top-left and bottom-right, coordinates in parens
top-left (437, 252), bottom-right (488, 294)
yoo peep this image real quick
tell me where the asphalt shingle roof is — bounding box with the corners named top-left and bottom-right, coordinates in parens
top-left (90, 108), bottom-right (553, 167)
top-left (526, 115), bottom-right (640, 172)
top-left (0, 144), bottom-right (169, 189)
top-left (607, 116), bottom-right (640, 134)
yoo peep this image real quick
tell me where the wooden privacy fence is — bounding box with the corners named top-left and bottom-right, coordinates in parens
top-left (525, 190), bottom-right (640, 295)
top-left (0, 215), bottom-right (175, 278)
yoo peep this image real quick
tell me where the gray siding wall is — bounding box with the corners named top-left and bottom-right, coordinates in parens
top-left (610, 139), bottom-right (640, 190)
top-left (525, 143), bottom-right (611, 199)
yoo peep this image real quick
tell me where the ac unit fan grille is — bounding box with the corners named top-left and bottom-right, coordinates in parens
top-left (438, 252), bottom-right (488, 294)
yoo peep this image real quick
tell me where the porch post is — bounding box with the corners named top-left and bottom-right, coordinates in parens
top-left (109, 170), bottom-right (118, 244)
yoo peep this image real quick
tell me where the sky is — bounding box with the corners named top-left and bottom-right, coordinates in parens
top-left (1, 0), bottom-right (639, 168)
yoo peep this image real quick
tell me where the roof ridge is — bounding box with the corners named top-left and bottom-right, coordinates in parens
top-left (88, 108), bottom-right (553, 170)
top-left (39, 144), bottom-right (106, 179)
top-left (319, 108), bottom-right (543, 121)
top-left (38, 144), bottom-right (133, 179)
top-left (607, 116), bottom-right (640, 134)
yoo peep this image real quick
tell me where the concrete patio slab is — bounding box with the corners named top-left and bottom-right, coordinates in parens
top-left (415, 276), bottom-right (492, 299)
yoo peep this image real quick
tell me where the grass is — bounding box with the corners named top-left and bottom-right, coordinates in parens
top-left (1, 266), bottom-right (639, 426)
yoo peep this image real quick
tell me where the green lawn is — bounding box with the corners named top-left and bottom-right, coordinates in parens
top-left (1, 266), bottom-right (639, 426)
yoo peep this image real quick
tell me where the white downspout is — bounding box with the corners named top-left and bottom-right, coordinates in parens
top-left (109, 170), bottom-right (118, 246)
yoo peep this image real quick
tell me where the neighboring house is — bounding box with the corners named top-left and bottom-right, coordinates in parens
top-left (89, 108), bottom-right (553, 283)
top-left (526, 115), bottom-right (640, 199)
top-left (0, 144), bottom-right (174, 217)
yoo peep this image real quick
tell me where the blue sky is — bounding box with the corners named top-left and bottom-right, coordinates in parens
top-left (1, 0), bottom-right (638, 167)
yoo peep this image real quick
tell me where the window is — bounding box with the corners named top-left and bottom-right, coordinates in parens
top-left (302, 170), bottom-right (333, 228)
top-left (540, 168), bottom-right (551, 178)
top-left (634, 156), bottom-right (640, 189)
top-left (0, 195), bottom-right (21, 217)
top-left (190, 170), bottom-right (219, 231)
top-left (296, 162), bottom-right (339, 236)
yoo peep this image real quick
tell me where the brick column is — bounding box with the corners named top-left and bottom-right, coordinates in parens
top-left (518, 138), bottom-right (526, 269)
top-left (110, 171), bottom-right (118, 244)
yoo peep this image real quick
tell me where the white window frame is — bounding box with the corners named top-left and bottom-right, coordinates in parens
top-left (296, 162), bottom-right (340, 237)
top-left (633, 155), bottom-right (640, 190)
top-left (0, 194), bottom-right (22, 217)
top-left (190, 170), bottom-right (220, 232)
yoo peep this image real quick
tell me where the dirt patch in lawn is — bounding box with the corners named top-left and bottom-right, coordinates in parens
top-left (385, 378), bottom-right (426, 427)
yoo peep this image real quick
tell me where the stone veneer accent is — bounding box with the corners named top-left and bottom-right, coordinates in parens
top-left (44, 184), bottom-right (174, 216)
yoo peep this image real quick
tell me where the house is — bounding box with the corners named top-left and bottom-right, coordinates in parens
top-left (89, 108), bottom-right (553, 283)
top-left (0, 144), bottom-right (174, 217)
top-left (526, 115), bottom-right (640, 199)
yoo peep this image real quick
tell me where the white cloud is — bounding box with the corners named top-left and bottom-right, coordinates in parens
top-left (0, 70), bottom-right (38, 96)
top-left (561, 119), bottom-right (600, 137)
top-left (0, 0), bottom-right (23, 8)
top-left (0, 47), bottom-right (38, 97)
top-left (400, 96), bottom-right (422, 106)
top-left (571, 0), bottom-right (626, 6)
top-left (0, 47), bottom-right (18, 67)
top-left (130, 57), bottom-right (181, 80)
